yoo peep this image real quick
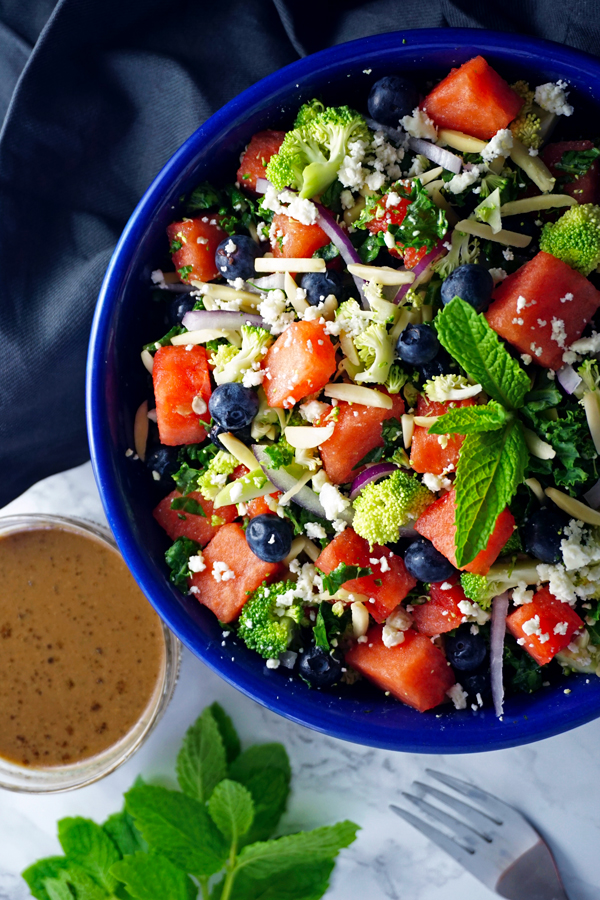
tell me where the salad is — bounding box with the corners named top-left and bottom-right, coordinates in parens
top-left (135, 55), bottom-right (600, 717)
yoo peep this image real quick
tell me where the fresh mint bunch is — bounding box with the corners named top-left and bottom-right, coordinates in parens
top-left (430, 297), bottom-right (531, 567)
top-left (22, 703), bottom-right (358, 900)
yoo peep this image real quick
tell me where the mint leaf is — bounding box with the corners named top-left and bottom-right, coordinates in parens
top-left (170, 495), bottom-right (206, 516)
top-left (313, 602), bottom-right (351, 651)
top-left (435, 297), bottom-right (530, 409)
top-left (317, 562), bottom-right (372, 595)
top-left (57, 817), bottom-right (120, 894)
top-left (22, 859), bottom-right (71, 900)
top-left (125, 784), bottom-right (228, 878)
top-left (228, 744), bottom-right (291, 844)
top-left (44, 865), bottom-right (108, 900)
top-left (103, 809), bottom-right (147, 857)
top-left (208, 779), bottom-right (254, 844)
top-left (111, 851), bottom-right (196, 900)
top-left (42, 876), bottom-right (73, 900)
top-left (210, 702), bottom-right (241, 764)
top-left (176, 706), bottom-right (228, 802)
top-left (454, 420), bottom-right (528, 566)
top-left (211, 860), bottom-right (336, 900)
top-left (428, 401), bottom-right (511, 435)
top-left (233, 821), bottom-right (359, 883)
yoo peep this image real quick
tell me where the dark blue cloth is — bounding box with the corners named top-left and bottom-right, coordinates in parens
top-left (0, 0), bottom-right (599, 505)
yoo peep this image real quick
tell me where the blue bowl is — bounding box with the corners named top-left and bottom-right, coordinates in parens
top-left (87, 28), bottom-right (600, 753)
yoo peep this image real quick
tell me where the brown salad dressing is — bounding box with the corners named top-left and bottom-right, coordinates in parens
top-left (0, 527), bottom-right (165, 768)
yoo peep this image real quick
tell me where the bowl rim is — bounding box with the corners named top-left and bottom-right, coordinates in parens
top-left (87, 27), bottom-right (600, 753)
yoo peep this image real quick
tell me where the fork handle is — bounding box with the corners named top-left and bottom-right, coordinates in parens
top-left (496, 840), bottom-right (569, 900)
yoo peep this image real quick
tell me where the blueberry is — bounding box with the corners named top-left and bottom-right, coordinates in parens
top-left (417, 347), bottom-right (455, 382)
top-left (396, 323), bottom-right (440, 366)
top-left (208, 423), bottom-right (252, 450)
top-left (246, 514), bottom-right (293, 562)
top-left (445, 625), bottom-right (488, 672)
top-left (461, 668), bottom-right (492, 700)
top-left (145, 444), bottom-right (180, 484)
top-left (440, 264), bottom-right (494, 313)
top-left (167, 293), bottom-right (196, 326)
top-left (299, 270), bottom-right (344, 306)
top-left (298, 646), bottom-right (343, 687)
top-left (214, 234), bottom-right (261, 281)
top-left (368, 76), bottom-right (419, 126)
top-left (209, 382), bottom-right (259, 431)
top-left (404, 538), bottom-right (457, 583)
top-left (523, 507), bottom-right (569, 563)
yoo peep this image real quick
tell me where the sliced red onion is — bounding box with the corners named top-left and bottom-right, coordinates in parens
top-left (584, 477), bottom-right (600, 509)
top-left (364, 117), bottom-right (405, 145)
top-left (557, 364), bottom-right (582, 395)
top-left (252, 445), bottom-right (354, 524)
top-left (315, 203), bottom-right (367, 308)
top-left (350, 462), bottom-right (398, 500)
top-left (407, 137), bottom-right (462, 174)
top-left (490, 591), bottom-right (510, 718)
top-left (394, 235), bottom-right (449, 304)
top-left (182, 310), bottom-right (267, 331)
top-left (255, 177), bottom-right (271, 194)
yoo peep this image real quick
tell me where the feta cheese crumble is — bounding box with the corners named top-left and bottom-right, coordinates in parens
top-left (212, 561), bottom-right (235, 583)
top-left (534, 81), bottom-right (574, 117)
top-left (481, 128), bottom-right (513, 162)
top-left (319, 482), bottom-right (351, 521)
top-left (401, 107), bottom-right (438, 141)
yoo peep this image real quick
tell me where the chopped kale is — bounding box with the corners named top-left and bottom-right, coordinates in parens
top-left (170, 496), bottom-right (206, 516)
top-left (165, 537), bottom-right (200, 590)
top-left (143, 325), bottom-right (185, 353)
top-left (314, 601), bottom-right (351, 650)
top-left (318, 562), bottom-right (372, 595)
top-left (503, 635), bottom-right (544, 694)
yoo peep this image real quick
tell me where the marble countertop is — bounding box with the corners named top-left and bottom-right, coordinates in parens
top-left (1, 463), bottom-right (600, 900)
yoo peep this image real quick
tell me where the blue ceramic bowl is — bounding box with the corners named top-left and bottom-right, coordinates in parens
top-left (87, 28), bottom-right (600, 753)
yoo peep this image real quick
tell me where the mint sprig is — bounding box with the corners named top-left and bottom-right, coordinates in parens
top-left (22, 704), bottom-right (358, 900)
top-left (430, 297), bottom-right (533, 567)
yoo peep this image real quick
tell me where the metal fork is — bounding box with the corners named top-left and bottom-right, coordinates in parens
top-left (390, 769), bottom-right (569, 900)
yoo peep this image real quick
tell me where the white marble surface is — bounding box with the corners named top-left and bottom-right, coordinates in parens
top-left (1, 463), bottom-right (600, 900)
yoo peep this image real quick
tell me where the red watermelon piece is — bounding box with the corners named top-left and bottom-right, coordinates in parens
top-left (152, 345), bottom-right (211, 446)
top-left (412, 579), bottom-right (466, 636)
top-left (410, 395), bottom-right (474, 476)
top-left (270, 213), bottom-right (330, 259)
top-left (485, 251), bottom-right (600, 369)
top-left (153, 491), bottom-right (237, 547)
top-left (237, 130), bottom-right (286, 193)
top-left (261, 320), bottom-right (337, 408)
top-left (506, 586), bottom-right (583, 666)
top-left (167, 217), bottom-right (227, 283)
top-left (541, 141), bottom-right (600, 206)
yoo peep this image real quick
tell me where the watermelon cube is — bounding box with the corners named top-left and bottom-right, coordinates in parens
top-left (189, 523), bottom-right (283, 623)
top-left (270, 213), bottom-right (330, 259)
top-left (237, 130), bottom-right (286, 193)
top-left (153, 345), bottom-right (211, 446)
top-left (422, 56), bottom-right (523, 141)
top-left (167, 217), bottom-right (227, 283)
top-left (541, 141), bottom-right (600, 206)
top-left (153, 491), bottom-right (237, 547)
top-left (410, 395), bottom-right (474, 476)
top-left (485, 251), bottom-right (600, 369)
top-left (315, 528), bottom-right (416, 624)
top-left (261, 320), bottom-right (337, 408)
top-left (506, 586), bottom-right (583, 666)
top-left (415, 488), bottom-right (515, 575)
top-left (318, 394), bottom-right (405, 485)
top-left (345, 626), bottom-right (456, 711)
top-left (412, 579), bottom-right (466, 636)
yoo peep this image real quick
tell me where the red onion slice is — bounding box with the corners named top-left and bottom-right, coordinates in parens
top-left (557, 364), bottom-right (582, 395)
top-left (364, 117), bottom-right (405, 145)
top-left (394, 235), bottom-right (448, 304)
top-left (350, 462), bottom-right (398, 500)
top-left (182, 310), bottom-right (268, 331)
top-left (490, 591), bottom-right (510, 718)
top-left (315, 203), bottom-right (368, 308)
top-left (407, 137), bottom-right (463, 174)
top-left (584, 477), bottom-right (600, 509)
top-left (255, 177), bottom-right (271, 194)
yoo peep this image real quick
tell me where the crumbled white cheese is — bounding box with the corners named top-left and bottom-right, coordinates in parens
top-left (382, 624), bottom-right (406, 648)
top-left (212, 561), bottom-right (235, 582)
top-left (520, 353), bottom-right (533, 366)
top-left (337, 139), bottom-right (370, 190)
top-left (224, 239), bottom-right (237, 254)
top-left (340, 189), bottom-right (355, 210)
top-left (554, 621), bottom-right (569, 635)
top-left (242, 366), bottom-right (265, 388)
top-left (422, 472), bottom-right (452, 493)
top-left (188, 553), bottom-right (207, 573)
top-left (266, 658), bottom-right (280, 669)
top-left (481, 128), bottom-right (513, 162)
top-left (502, 248), bottom-right (514, 262)
top-left (299, 399), bottom-right (330, 423)
top-left (319, 483), bottom-right (351, 521)
top-left (305, 521), bottom-right (327, 540)
top-left (458, 599), bottom-right (490, 625)
top-left (446, 683), bottom-right (468, 710)
top-left (489, 267), bottom-right (508, 284)
top-left (534, 81), bottom-right (574, 117)
top-left (570, 332), bottom-right (600, 355)
top-left (512, 583), bottom-right (534, 606)
top-left (550, 317), bottom-right (568, 349)
top-left (401, 107), bottom-right (438, 141)
top-left (258, 289), bottom-right (295, 335)
top-left (446, 167), bottom-right (481, 194)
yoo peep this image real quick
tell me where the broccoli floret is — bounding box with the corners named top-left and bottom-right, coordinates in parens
top-left (237, 581), bottom-right (302, 659)
top-left (509, 81), bottom-right (542, 150)
top-left (385, 364), bottom-right (410, 394)
top-left (352, 470), bottom-right (434, 547)
top-left (266, 102), bottom-right (371, 199)
top-left (474, 187), bottom-right (502, 234)
top-left (539, 203), bottom-right (600, 276)
top-left (423, 374), bottom-right (480, 402)
top-left (460, 558), bottom-right (542, 610)
top-left (432, 229), bottom-right (479, 280)
top-left (335, 298), bottom-right (372, 338)
top-left (353, 322), bottom-right (394, 384)
top-left (209, 342), bottom-right (239, 373)
top-left (212, 325), bottom-right (273, 386)
top-left (196, 451), bottom-right (236, 500)
top-left (579, 358), bottom-right (600, 393)
top-left (362, 279), bottom-right (399, 323)
top-left (479, 170), bottom-right (509, 200)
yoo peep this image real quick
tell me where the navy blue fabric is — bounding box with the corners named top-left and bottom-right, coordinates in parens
top-left (0, 0), bottom-right (598, 505)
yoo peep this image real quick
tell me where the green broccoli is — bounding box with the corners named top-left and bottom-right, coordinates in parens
top-left (212, 325), bottom-right (273, 386)
top-left (474, 187), bottom-right (502, 234)
top-left (196, 451), bottom-right (237, 500)
top-left (362, 280), bottom-right (399, 323)
top-left (579, 358), bottom-right (600, 393)
top-left (509, 81), bottom-right (542, 150)
top-left (432, 229), bottom-right (479, 280)
top-left (209, 342), bottom-right (239, 373)
top-left (334, 298), bottom-right (372, 338)
top-left (460, 558), bottom-right (542, 610)
top-left (266, 102), bottom-right (371, 199)
top-left (237, 581), bottom-right (303, 659)
top-left (385, 364), bottom-right (410, 394)
top-left (539, 203), bottom-right (600, 276)
top-left (478, 170), bottom-right (509, 200)
top-left (353, 322), bottom-right (394, 384)
top-left (352, 470), bottom-right (434, 547)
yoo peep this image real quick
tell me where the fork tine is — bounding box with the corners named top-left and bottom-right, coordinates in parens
top-left (390, 804), bottom-right (476, 869)
top-left (426, 769), bottom-right (510, 822)
top-left (412, 782), bottom-right (500, 833)
top-left (402, 792), bottom-right (489, 849)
